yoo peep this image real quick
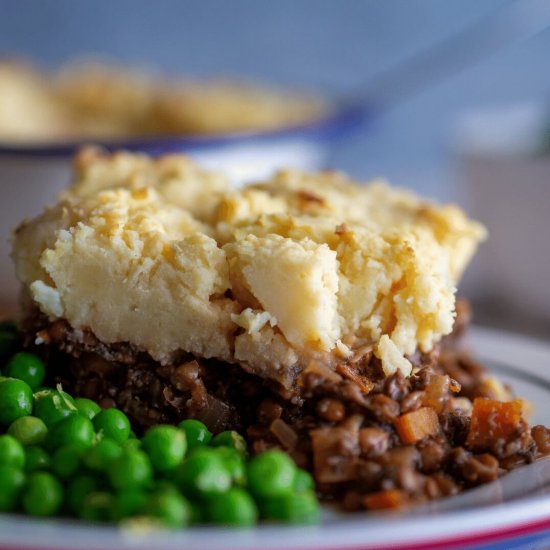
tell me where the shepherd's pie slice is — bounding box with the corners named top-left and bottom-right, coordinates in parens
top-left (12, 149), bottom-right (486, 387)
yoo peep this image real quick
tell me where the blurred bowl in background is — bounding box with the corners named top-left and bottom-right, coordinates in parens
top-left (456, 104), bottom-right (550, 322)
top-left (0, 103), bottom-right (367, 310)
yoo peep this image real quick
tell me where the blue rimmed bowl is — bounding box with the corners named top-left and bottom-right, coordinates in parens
top-left (0, 103), bottom-right (369, 309)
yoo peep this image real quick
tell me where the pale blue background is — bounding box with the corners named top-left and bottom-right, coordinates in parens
top-left (1, 0), bottom-right (550, 200)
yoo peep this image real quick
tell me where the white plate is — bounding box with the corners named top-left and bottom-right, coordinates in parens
top-left (0, 326), bottom-right (549, 550)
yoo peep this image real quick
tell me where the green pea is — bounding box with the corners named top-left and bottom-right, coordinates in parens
top-left (208, 488), bottom-right (258, 527)
top-left (34, 388), bottom-right (77, 427)
top-left (260, 490), bottom-right (321, 524)
top-left (210, 430), bottom-right (247, 456)
top-left (145, 490), bottom-right (191, 528)
top-left (108, 449), bottom-right (152, 490)
top-left (48, 414), bottom-right (95, 450)
top-left (24, 446), bottom-right (50, 472)
top-left (0, 465), bottom-right (25, 512)
top-left (247, 450), bottom-right (296, 499)
top-left (75, 398), bottom-right (101, 420)
top-left (177, 447), bottom-right (231, 499)
top-left (215, 446), bottom-right (246, 486)
top-left (110, 488), bottom-right (147, 521)
top-left (5, 352), bottom-right (45, 391)
top-left (66, 474), bottom-right (99, 514)
top-left (22, 472), bottom-right (63, 517)
top-left (293, 469), bottom-right (315, 493)
top-left (142, 425), bottom-right (187, 473)
top-left (93, 408), bottom-right (130, 444)
top-left (178, 419), bottom-right (212, 450)
top-left (83, 438), bottom-right (122, 472)
top-left (0, 434), bottom-right (25, 468)
top-left (52, 445), bottom-right (84, 480)
top-left (0, 378), bottom-right (33, 424)
top-left (0, 331), bottom-right (18, 358)
top-left (8, 416), bottom-right (48, 446)
top-left (81, 491), bottom-right (113, 522)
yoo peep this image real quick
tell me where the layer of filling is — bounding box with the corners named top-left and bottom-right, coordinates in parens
top-left (20, 301), bottom-right (550, 510)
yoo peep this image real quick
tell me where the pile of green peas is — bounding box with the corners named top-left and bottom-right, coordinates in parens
top-left (0, 321), bottom-right (320, 528)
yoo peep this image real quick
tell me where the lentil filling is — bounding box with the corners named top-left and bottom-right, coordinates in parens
top-left (21, 300), bottom-right (550, 511)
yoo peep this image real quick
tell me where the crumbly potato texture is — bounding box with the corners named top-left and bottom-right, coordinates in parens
top-left (12, 149), bottom-right (486, 382)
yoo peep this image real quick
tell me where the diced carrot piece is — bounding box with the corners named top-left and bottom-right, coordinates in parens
top-left (466, 398), bottom-right (523, 450)
top-left (363, 489), bottom-right (407, 510)
top-left (394, 406), bottom-right (440, 444)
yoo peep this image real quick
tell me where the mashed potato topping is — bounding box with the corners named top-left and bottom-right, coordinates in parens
top-left (12, 149), bottom-right (486, 382)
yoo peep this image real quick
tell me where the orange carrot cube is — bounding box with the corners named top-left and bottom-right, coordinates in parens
top-left (394, 406), bottom-right (440, 444)
top-left (363, 489), bottom-right (408, 510)
top-left (466, 397), bottom-right (523, 450)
